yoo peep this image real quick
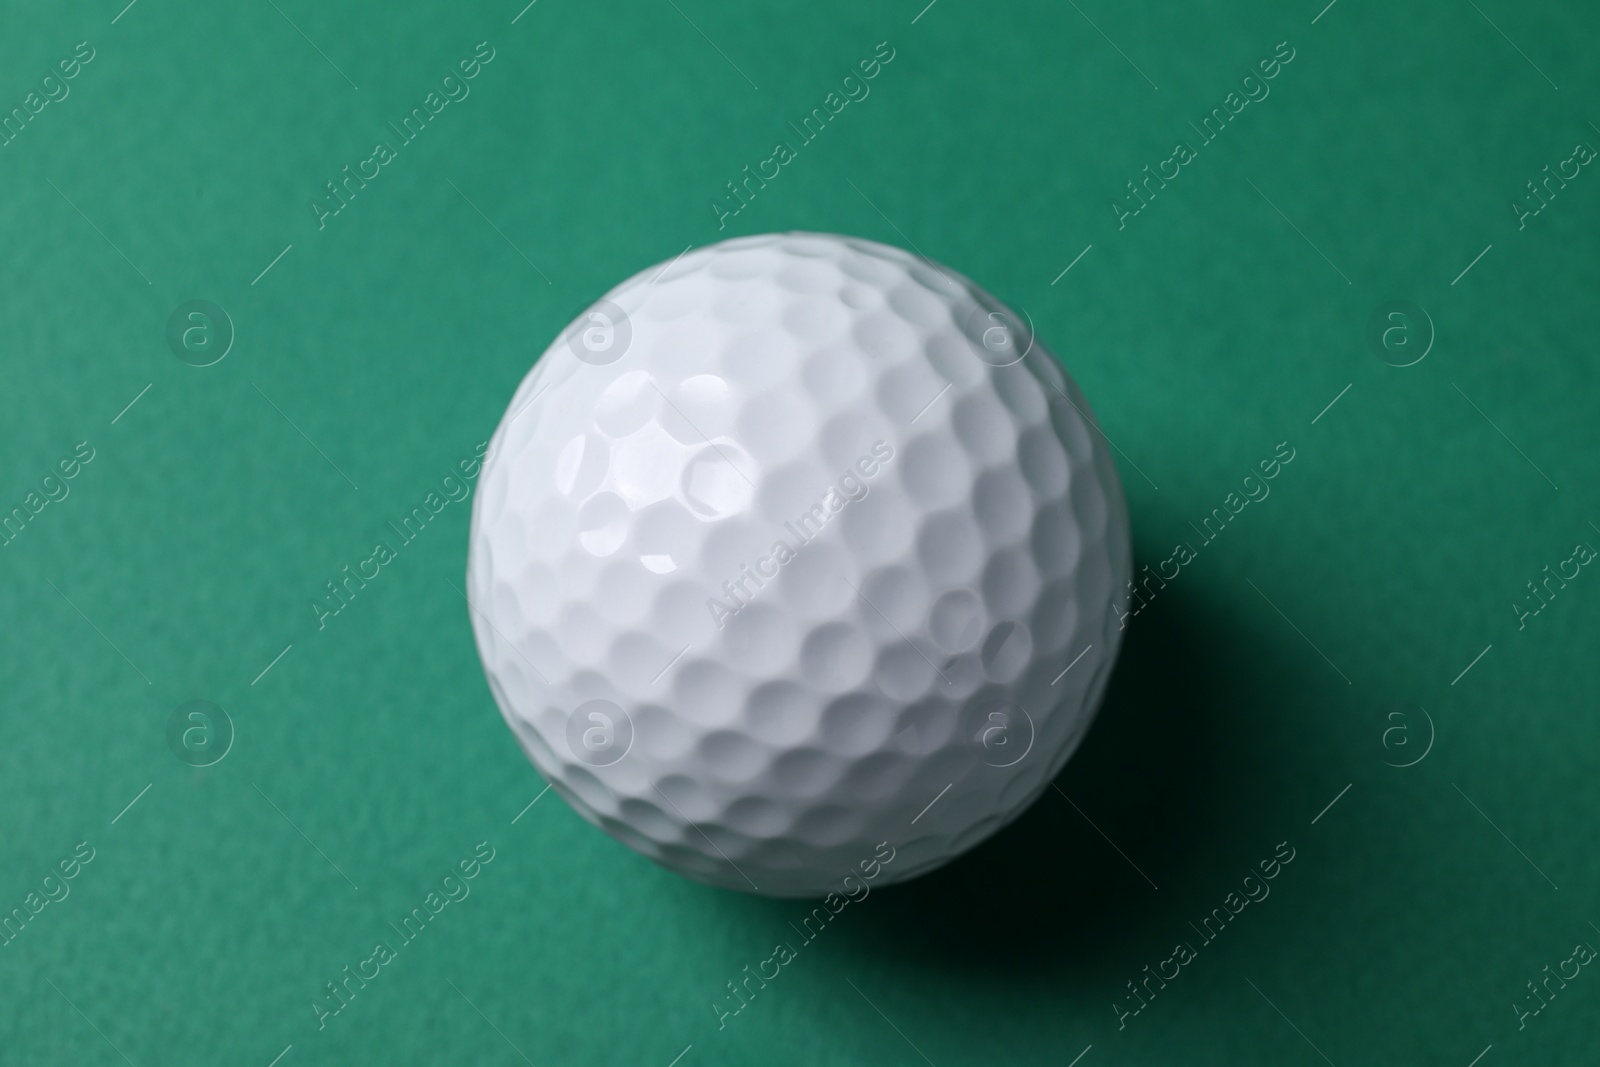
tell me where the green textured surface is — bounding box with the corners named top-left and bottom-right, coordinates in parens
top-left (2, 1), bottom-right (1597, 1064)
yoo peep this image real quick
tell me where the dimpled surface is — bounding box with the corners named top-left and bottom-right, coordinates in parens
top-left (466, 233), bottom-right (1131, 898)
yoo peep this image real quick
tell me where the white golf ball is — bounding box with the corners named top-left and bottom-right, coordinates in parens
top-left (466, 232), bottom-right (1130, 897)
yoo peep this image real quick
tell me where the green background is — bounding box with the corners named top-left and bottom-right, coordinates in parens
top-left (2, 0), bottom-right (1597, 1063)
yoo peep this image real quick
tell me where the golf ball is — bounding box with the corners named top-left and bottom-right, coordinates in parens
top-left (466, 232), bottom-right (1130, 897)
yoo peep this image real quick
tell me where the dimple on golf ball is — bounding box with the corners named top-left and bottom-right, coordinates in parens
top-left (466, 232), bottom-right (1131, 897)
